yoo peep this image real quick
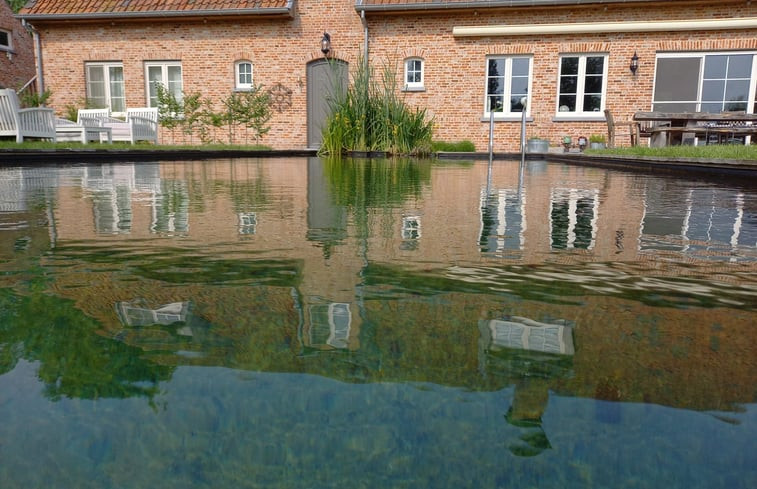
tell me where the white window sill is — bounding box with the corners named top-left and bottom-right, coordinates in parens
top-left (402, 85), bottom-right (425, 92)
top-left (553, 114), bottom-right (606, 122)
top-left (480, 115), bottom-right (534, 122)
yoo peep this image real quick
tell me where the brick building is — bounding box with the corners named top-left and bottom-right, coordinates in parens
top-left (0, 0), bottom-right (35, 90)
top-left (16, 0), bottom-right (757, 150)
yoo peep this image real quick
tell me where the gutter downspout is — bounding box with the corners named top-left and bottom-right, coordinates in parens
top-left (22, 20), bottom-right (44, 96)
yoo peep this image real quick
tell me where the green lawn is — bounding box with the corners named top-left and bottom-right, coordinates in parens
top-left (2, 140), bottom-right (757, 160)
top-left (587, 144), bottom-right (757, 160)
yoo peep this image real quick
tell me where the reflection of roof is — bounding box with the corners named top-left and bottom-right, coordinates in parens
top-left (116, 301), bottom-right (190, 327)
top-left (483, 317), bottom-right (574, 355)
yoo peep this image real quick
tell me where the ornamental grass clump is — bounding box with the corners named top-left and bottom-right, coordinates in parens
top-left (319, 57), bottom-right (434, 156)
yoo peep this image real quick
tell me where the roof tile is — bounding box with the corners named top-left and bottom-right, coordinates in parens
top-left (20, 0), bottom-right (290, 17)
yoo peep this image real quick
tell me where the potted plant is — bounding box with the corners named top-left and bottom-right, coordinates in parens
top-left (527, 136), bottom-right (549, 153)
top-left (589, 134), bottom-right (606, 149)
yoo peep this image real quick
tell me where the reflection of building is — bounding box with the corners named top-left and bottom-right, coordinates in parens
top-left (23, 158), bottom-right (757, 415)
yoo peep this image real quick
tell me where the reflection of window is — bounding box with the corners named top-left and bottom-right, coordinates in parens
top-left (480, 188), bottom-right (526, 255)
top-left (86, 62), bottom-right (126, 113)
top-left (549, 189), bottom-right (598, 250)
top-left (146, 61), bottom-right (183, 108)
top-left (653, 52), bottom-right (755, 112)
top-left (238, 212), bottom-right (257, 235)
top-left (152, 181), bottom-right (189, 234)
top-left (556, 54), bottom-right (607, 116)
top-left (92, 187), bottom-right (132, 234)
top-left (484, 317), bottom-right (574, 355)
top-left (485, 55), bottom-right (532, 116)
top-left (117, 301), bottom-right (190, 326)
top-left (404, 58), bottom-right (424, 91)
top-left (402, 215), bottom-right (421, 239)
top-left (308, 303), bottom-right (351, 349)
top-left (235, 61), bottom-right (253, 90)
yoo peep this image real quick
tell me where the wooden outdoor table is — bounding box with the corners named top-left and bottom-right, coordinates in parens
top-left (633, 111), bottom-right (757, 147)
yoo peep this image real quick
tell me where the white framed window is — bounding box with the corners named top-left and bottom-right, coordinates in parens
top-left (404, 58), bottom-right (424, 91)
top-left (653, 52), bottom-right (756, 113)
top-left (556, 54), bottom-right (608, 117)
top-left (235, 61), bottom-right (253, 90)
top-left (85, 62), bottom-right (126, 114)
top-left (0, 30), bottom-right (11, 50)
top-left (145, 61), bottom-right (183, 108)
top-left (485, 55), bottom-right (532, 117)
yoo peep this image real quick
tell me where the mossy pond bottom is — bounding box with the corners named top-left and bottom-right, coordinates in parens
top-left (1, 157), bottom-right (755, 488)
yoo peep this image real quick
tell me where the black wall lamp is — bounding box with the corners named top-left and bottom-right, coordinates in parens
top-left (321, 32), bottom-right (331, 57)
top-left (630, 51), bottom-right (639, 75)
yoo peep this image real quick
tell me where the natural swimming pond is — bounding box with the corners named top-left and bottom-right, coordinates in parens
top-left (0, 157), bottom-right (755, 488)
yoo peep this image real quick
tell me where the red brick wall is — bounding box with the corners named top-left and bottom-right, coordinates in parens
top-left (29, 0), bottom-right (757, 150)
top-left (0, 0), bottom-right (35, 90)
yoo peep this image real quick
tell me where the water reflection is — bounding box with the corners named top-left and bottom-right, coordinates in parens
top-left (1, 157), bottom-right (756, 487)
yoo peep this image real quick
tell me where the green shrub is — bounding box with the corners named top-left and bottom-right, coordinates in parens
top-left (432, 140), bottom-right (476, 152)
top-left (320, 57), bottom-right (434, 156)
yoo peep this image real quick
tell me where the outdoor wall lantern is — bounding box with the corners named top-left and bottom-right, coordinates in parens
top-left (321, 32), bottom-right (331, 57)
top-left (630, 51), bottom-right (639, 75)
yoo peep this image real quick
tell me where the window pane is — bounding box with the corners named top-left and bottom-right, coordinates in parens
top-left (88, 65), bottom-right (104, 83)
top-left (0, 31), bottom-right (8, 48)
top-left (700, 102), bottom-right (723, 113)
top-left (86, 66), bottom-right (106, 107)
top-left (726, 54), bottom-right (753, 78)
top-left (724, 101), bottom-right (748, 112)
top-left (109, 66), bottom-right (125, 113)
top-left (560, 76), bottom-right (577, 94)
top-left (511, 58), bottom-right (529, 76)
top-left (561, 57), bottom-right (578, 75)
top-left (559, 95), bottom-right (576, 112)
top-left (703, 55), bottom-right (727, 78)
top-left (488, 77), bottom-right (504, 95)
top-left (510, 96), bottom-right (525, 112)
top-left (584, 75), bottom-right (603, 94)
top-left (585, 56), bottom-right (604, 74)
top-left (725, 79), bottom-right (749, 102)
top-left (653, 102), bottom-right (697, 112)
top-left (511, 76), bottom-right (528, 95)
top-left (148, 66), bottom-right (162, 83)
top-left (488, 59), bottom-right (504, 77)
top-left (147, 66), bottom-right (163, 106)
top-left (488, 96), bottom-right (503, 112)
top-left (701, 80), bottom-right (725, 101)
top-left (654, 58), bottom-right (700, 102)
top-left (167, 66), bottom-right (182, 83)
top-left (167, 66), bottom-right (183, 101)
top-left (583, 94), bottom-right (602, 112)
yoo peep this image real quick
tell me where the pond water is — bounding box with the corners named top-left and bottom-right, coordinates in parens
top-left (0, 157), bottom-right (756, 489)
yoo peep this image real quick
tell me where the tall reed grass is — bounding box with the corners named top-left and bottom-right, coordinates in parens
top-left (319, 58), bottom-right (434, 156)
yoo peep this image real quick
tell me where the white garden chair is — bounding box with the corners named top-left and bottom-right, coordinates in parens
top-left (77, 107), bottom-right (158, 144)
top-left (0, 88), bottom-right (56, 143)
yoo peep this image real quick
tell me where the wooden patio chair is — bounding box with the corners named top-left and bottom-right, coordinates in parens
top-left (0, 88), bottom-right (56, 142)
top-left (604, 109), bottom-right (639, 148)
